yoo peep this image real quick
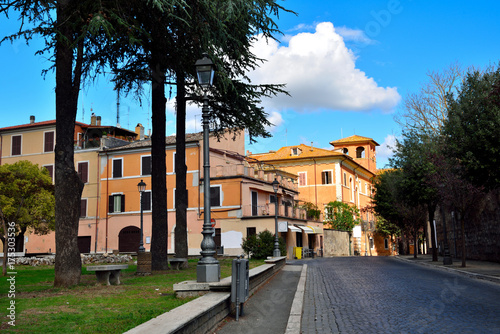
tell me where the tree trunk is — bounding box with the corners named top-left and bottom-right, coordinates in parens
top-left (174, 72), bottom-right (188, 265)
top-left (429, 203), bottom-right (438, 261)
top-left (150, 39), bottom-right (168, 271)
top-left (54, 1), bottom-right (85, 288)
top-left (460, 214), bottom-right (466, 268)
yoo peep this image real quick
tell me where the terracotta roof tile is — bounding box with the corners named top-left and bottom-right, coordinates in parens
top-left (249, 144), bottom-right (343, 161)
top-left (329, 135), bottom-right (379, 146)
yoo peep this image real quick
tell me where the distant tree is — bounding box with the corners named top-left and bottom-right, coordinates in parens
top-left (394, 62), bottom-right (465, 134)
top-left (390, 130), bottom-right (440, 261)
top-left (443, 66), bottom-right (500, 190)
top-left (0, 161), bottom-right (55, 276)
top-left (428, 150), bottom-right (485, 267)
top-left (324, 201), bottom-right (360, 232)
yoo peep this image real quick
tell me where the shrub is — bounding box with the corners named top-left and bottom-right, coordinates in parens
top-left (241, 230), bottom-right (287, 259)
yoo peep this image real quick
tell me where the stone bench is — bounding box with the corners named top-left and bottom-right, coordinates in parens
top-left (86, 264), bottom-right (129, 285)
top-left (169, 258), bottom-right (188, 270)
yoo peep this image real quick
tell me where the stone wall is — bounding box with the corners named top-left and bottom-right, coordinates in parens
top-left (436, 196), bottom-right (500, 263)
top-left (323, 229), bottom-right (350, 257)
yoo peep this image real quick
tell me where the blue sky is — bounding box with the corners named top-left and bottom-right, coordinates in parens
top-left (1, 0), bottom-right (500, 168)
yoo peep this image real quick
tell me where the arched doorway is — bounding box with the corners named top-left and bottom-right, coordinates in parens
top-left (119, 226), bottom-right (140, 253)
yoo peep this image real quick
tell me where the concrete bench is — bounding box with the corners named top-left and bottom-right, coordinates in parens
top-left (169, 258), bottom-right (188, 270)
top-left (87, 264), bottom-right (129, 285)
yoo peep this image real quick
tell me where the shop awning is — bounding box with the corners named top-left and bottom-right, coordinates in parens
top-left (297, 225), bottom-right (315, 234)
top-left (288, 225), bottom-right (302, 232)
top-left (307, 225), bottom-right (323, 234)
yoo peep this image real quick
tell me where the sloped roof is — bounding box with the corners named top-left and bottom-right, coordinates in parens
top-left (103, 132), bottom-right (204, 151)
top-left (329, 135), bottom-right (380, 147)
top-left (249, 144), bottom-right (343, 162)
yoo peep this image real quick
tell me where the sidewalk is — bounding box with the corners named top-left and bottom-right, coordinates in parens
top-left (214, 263), bottom-right (307, 334)
top-left (396, 254), bottom-right (500, 284)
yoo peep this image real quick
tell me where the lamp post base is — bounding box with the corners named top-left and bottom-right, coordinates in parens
top-left (273, 249), bottom-right (281, 258)
top-left (197, 263), bottom-right (220, 282)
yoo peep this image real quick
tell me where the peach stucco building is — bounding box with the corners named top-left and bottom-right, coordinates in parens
top-left (1, 116), bottom-right (322, 259)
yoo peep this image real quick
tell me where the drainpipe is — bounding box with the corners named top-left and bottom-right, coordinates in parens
top-left (94, 152), bottom-right (100, 253)
top-left (105, 152), bottom-right (110, 253)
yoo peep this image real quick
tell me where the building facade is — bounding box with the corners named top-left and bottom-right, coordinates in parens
top-left (0, 117), bottom-right (321, 259)
top-left (249, 135), bottom-right (396, 256)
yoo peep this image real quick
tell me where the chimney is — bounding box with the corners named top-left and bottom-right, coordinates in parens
top-left (96, 116), bottom-right (101, 126)
top-left (135, 123), bottom-right (145, 140)
top-left (30, 115), bottom-right (35, 124)
top-left (90, 113), bottom-right (96, 125)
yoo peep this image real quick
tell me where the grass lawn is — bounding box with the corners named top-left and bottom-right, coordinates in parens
top-left (0, 258), bottom-right (265, 333)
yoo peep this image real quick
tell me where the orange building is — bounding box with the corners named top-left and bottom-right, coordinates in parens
top-left (1, 117), bottom-right (322, 259)
top-left (249, 135), bottom-right (397, 256)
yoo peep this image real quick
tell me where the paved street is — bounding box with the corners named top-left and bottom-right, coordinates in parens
top-left (299, 257), bottom-right (500, 334)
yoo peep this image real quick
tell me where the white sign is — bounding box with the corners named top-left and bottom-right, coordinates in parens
top-left (278, 221), bottom-right (288, 232)
top-left (352, 225), bottom-right (362, 238)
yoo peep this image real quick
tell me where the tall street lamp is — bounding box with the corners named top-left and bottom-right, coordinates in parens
top-left (195, 53), bottom-right (219, 282)
top-left (137, 179), bottom-right (146, 253)
top-left (272, 178), bottom-right (281, 257)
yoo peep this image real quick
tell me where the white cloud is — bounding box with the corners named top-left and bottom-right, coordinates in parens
top-left (377, 134), bottom-right (398, 161)
top-left (335, 26), bottom-right (376, 45)
top-left (248, 22), bottom-right (400, 114)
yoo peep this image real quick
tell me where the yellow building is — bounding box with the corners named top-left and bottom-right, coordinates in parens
top-left (249, 135), bottom-right (396, 256)
top-left (0, 115), bottom-right (138, 254)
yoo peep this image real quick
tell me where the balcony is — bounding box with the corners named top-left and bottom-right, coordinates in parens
top-left (241, 203), bottom-right (307, 220)
top-left (209, 164), bottom-right (298, 192)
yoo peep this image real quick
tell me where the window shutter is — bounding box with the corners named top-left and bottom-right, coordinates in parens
top-left (121, 195), bottom-right (125, 212)
top-left (142, 156), bottom-right (151, 175)
top-left (78, 162), bottom-right (88, 183)
top-left (44, 132), bottom-right (54, 152)
top-left (80, 199), bottom-right (87, 218)
top-left (12, 135), bottom-right (21, 155)
top-left (109, 196), bottom-right (114, 213)
top-left (113, 159), bottom-right (122, 178)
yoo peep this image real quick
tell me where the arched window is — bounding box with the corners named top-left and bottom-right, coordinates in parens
top-left (342, 148), bottom-right (349, 155)
top-left (356, 147), bottom-right (365, 158)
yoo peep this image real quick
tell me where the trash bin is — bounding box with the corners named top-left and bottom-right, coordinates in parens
top-left (293, 247), bottom-right (302, 259)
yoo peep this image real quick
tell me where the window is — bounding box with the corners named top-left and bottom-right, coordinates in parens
top-left (343, 173), bottom-right (347, 186)
top-left (321, 170), bottom-right (332, 185)
top-left (141, 191), bottom-right (151, 211)
top-left (296, 232), bottom-right (303, 247)
top-left (356, 147), bottom-right (365, 158)
top-left (80, 199), bottom-right (87, 218)
top-left (11, 135), bottom-right (21, 156)
top-left (369, 237), bottom-right (374, 249)
top-left (77, 161), bottom-right (89, 184)
top-left (350, 178), bottom-right (354, 202)
top-left (247, 227), bottom-right (256, 237)
top-left (298, 172), bottom-right (306, 186)
top-left (43, 165), bottom-right (54, 182)
top-left (109, 194), bottom-right (125, 213)
top-left (112, 158), bottom-right (123, 178)
top-left (251, 191), bottom-right (258, 216)
top-left (291, 147), bottom-right (300, 156)
top-left (270, 194), bottom-right (277, 204)
top-left (342, 148), bottom-right (349, 155)
top-left (384, 238), bottom-right (389, 250)
top-left (210, 186), bottom-right (221, 207)
top-left (44, 131), bottom-right (55, 153)
top-left (141, 156), bottom-right (151, 176)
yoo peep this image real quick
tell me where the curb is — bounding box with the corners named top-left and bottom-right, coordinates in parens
top-left (285, 264), bottom-right (307, 334)
top-left (394, 256), bottom-right (500, 285)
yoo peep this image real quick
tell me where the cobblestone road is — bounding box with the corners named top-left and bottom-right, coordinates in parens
top-left (300, 257), bottom-right (500, 334)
